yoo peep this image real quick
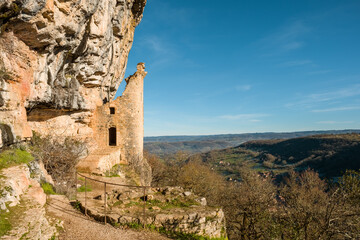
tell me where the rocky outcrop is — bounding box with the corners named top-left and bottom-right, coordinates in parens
top-left (0, 0), bottom-right (146, 145)
top-left (0, 164), bottom-right (58, 239)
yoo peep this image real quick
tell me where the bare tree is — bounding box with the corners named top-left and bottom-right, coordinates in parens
top-left (31, 132), bottom-right (87, 196)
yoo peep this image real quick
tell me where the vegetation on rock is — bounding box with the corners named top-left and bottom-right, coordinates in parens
top-left (0, 148), bottom-right (34, 170)
top-left (41, 182), bottom-right (56, 195)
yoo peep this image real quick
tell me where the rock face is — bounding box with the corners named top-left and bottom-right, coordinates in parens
top-left (0, 0), bottom-right (146, 145)
top-left (0, 164), bottom-right (58, 239)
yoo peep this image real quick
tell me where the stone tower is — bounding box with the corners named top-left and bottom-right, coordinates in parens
top-left (77, 63), bottom-right (147, 173)
top-left (118, 62), bottom-right (147, 164)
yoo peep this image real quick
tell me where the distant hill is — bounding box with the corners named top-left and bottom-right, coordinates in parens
top-left (144, 130), bottom-right (360, 155)
top-left (190, 133), bottom-right (360, 180)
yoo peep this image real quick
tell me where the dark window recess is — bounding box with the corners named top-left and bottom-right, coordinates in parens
top-left (109, 127), bottom-right (117, 146)
top-left (110, 107), bottom-right (115, 114)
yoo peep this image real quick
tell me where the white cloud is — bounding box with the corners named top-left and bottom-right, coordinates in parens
top-left (143, 36), bottom-right (172, 55)
top-left (236, 85), bottom-right (252, 91)
top-left (283, 42), bottom-right (304, 50)
top-left (312, 106), bottom-right (360, 113)
top-left (307, 70), bottom-right (332, 75)
top-left (281, 60), bottom-right (312, 67)
top-left (249, 119), bottom-right (262, 123)
top-left (219, 114), bottom-right (269, 121)
top-left (317, 121), bottom-right (354, 124)
top-left (286, 84), bottom-right (360, 109)
top-left (308, 85), bottom-right (360, 102)
top-left (258, 20), bottom-right (311, 53)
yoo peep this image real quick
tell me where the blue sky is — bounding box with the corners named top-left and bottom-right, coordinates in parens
top-left (115, 0), bottom-right (360, 136)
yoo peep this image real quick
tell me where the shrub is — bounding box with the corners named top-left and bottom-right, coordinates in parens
top-left (30, 132), bottom-right (87, 197)
top-left (128, 153), bottom-right (152, 186)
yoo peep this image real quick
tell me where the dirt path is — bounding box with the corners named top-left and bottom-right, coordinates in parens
top-left (46, 195), bottom-right (170, 240)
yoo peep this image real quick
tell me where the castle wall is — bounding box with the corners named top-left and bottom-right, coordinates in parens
top-left (118, 63), bottom-right (146, 164)
top-left (90, 63), bottom-right (146, 165)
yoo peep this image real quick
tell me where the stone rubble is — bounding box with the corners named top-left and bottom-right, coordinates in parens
top-left (76, 185), bottom-right (226, 239)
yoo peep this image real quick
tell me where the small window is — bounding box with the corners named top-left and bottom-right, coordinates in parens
top-left (109, 127), bottom-right (116, 146)
top-left (110, 107), bottom-right (115, 114)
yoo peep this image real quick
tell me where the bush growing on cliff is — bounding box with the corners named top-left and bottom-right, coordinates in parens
top-left (31, 132), bottom-right (87, 196)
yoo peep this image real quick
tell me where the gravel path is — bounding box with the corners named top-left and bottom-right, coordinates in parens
top-left (46, 195), bottom-right (170, 240)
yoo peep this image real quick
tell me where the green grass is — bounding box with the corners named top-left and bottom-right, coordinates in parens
top-left (124, 201), bottom-right (141, 208)
top-left (113, 200), bottom-right (123, 207)
top-left (157, 226), bottom-right (228, 240)
top-left (105, 164), bottom-right (121, 177)
top-left (163, 198), bottom-right (199, 209)
top-left (0, 209), bottom-right (11, 236)
top-left (127, 222), bottom-right (143, 229)
top-left (77, 185), bottom-right (92, 192)
top-left (0, 149), bottom-right (34, 170)
top-left (41, 182), bottom-right (56, 195)
top-left (120, 223), bottom-right (228, 240)
top-left (0, 199), bottom-right (28, 237)
top-left (117, 198), bottom-right (200, 211)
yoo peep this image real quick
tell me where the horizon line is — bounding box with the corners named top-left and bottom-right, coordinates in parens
top-left (144, 128), bottom-right (360, 138)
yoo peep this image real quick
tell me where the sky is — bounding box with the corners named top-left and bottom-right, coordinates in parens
top-left (115, 0), bottom-right (360, 137)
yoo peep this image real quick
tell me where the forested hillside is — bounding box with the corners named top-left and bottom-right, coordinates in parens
top-left (145, 130), bottom-right (360, 155)
top-left (189, 133), bottom-right (360, 180)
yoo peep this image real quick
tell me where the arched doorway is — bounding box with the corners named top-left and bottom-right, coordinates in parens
top-left (109, 127), bottom-right (117, 146)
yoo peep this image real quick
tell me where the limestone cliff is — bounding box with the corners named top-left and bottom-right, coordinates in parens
top-left (0, 0), bottom-right (146, 145)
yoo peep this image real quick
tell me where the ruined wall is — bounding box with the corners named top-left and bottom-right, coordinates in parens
top-left (0, 0), bottom-right (146, 146)
top-left (90, 63), bottom-right (146, 164)
top-left (118, 62), bottom-right (146, 163)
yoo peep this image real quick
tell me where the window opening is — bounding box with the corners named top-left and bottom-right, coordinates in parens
top-left (109, 127), bottom-right (117, 146)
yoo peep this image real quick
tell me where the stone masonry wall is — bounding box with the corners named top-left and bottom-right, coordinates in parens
top-left (90, 63), bottom-right (146, 164)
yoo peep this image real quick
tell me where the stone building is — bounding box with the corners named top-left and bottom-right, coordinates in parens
top-left (76, 63), bottom-right (147, 173)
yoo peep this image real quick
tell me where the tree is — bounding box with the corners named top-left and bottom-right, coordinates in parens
top-left (278, 169), bottom-right (337, 240)
top-left (223, 168), bottom-right (278, 240)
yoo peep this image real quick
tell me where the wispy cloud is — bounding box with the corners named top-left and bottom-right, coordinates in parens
top-left (283, 42), bottom-right (304, 50)
top-left (138, 35), bottom-right (180, 69)
top-left (307, 85), bottom-right (360, 103)
top-left (259, 20), bottom-right (311, 54)
top-left (143, 35), bottom-right (174, 55)
top-left (280, 60), bottom-right (312, 67)
top-left (307, 70), bottom-right (332, 75)
top-left (236, 84), bottom-right (252, 91)
top-left (219, 113), bottom-right (269, 121)
top-left (312, 106), bottom-right (360, 113)
top-left (286, 84), bottom-right (360, 109)
top-left (317, 121), bottom-right (354, 124)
